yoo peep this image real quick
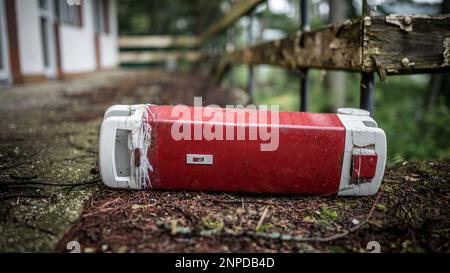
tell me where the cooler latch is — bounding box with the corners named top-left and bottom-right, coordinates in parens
top-left (351, 148), bottom-right (378, 179)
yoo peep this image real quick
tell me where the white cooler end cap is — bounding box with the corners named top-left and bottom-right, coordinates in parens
top-left (337, 112), bottom-right (387, 196)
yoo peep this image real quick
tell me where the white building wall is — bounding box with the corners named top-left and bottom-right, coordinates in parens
top-left (14, 0), bottom-right (118, 79)
top-left (59, 1), bottom-right (97, 73)
top-left (0, 0), bottom-right (11, 84)
top-left (15, 0), bottom-right (44, 75)
top-left (100, 0), bottom-right (118, 69)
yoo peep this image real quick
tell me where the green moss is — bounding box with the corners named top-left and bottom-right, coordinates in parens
top-left (328, 246), bottom-right (347, 253)
top-left (376, 203), bottom-right (386, 212)
top-left (256, 223), bottom-right (273, 233)
top-left (319, 207), bottom-right (339, 221)
top-left (303, 216), bottom-right (317, 223)
top-left (202, 216), bottom-right (224, 230)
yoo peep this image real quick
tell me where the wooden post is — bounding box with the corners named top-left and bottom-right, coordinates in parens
top-left (360, 0), bottom-right (378, 115)
top-left (247, 15), bottom-right (255, 103)
top-left (199, 0), bottom-right (265, 44)
top-left (299, 0), bottom-right (310, 112)
top-left (360, 73), bottom-right (375, 112)
top-left (227, 27), bottom-right (235, 87)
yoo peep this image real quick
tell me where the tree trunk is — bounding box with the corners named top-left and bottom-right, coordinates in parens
top-left (324, 0), bottom-right (348, 112)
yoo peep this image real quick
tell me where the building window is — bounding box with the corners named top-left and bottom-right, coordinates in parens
top-left (39, 0), bottom-right (49, 10)
top-left (0, 5), bottom-right (4, 71)
top-left (40, 17), bottom-right (50, 68)
top-left (54, 0), bottom-right (83, 27)
top-left (93, 0), bottom-right (110, 34)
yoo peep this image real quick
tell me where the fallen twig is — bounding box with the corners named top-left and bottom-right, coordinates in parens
top-left (366, 191), bottom-right (383, 222)
top-left (20, 222), bottom-right (57, 237)
top-left (0, 178), bottom-right (101, 187)
top-left (0, 194), bottom-right (53, 201)
top-left (0, 160), bottom-right (29, 170)
top-left (255, 206), bottom-right (269, 231)
top-left (9, 173), bottom-right (38, 180)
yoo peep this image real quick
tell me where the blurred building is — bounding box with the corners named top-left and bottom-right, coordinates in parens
top-left (0, 0), bottom-right (118, 86)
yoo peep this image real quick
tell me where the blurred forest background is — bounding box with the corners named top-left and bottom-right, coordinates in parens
top-left (117, 0), bottom-right (450, 164)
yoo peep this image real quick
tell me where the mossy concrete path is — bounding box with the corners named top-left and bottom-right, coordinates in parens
top-left (0, 69), bottom-right (248, 252)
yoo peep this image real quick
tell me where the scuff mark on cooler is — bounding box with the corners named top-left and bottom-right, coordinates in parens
top-left (129, 105), bottom-right (154, 190)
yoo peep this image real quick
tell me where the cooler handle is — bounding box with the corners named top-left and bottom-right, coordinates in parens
top-left (99, 116), bottom-right (133, 188)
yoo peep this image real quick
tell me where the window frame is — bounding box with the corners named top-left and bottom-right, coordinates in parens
top-left (54, 0), bottom-right (83, 28)
top-left (93, 0), bottom-right (110, 34)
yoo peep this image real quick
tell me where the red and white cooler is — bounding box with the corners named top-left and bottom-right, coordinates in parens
top-left (99, 104), bottom-right (386, 196)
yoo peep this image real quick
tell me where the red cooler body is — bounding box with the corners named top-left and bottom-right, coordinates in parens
top-left (99, 105), bottom-right (386, 196)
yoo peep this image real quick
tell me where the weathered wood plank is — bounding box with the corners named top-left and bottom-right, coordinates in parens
top-left (200, 0), bottom-right (265, 44)
top-left (363, 14), bottom-right (450, 78)
top-left (119, 36), bottom-right (199, 48)
top-left (214, 19), bottom-right (363, 81)
top-left (120, 51), bottom-right (201, 64)
top-left (213, 14), bottom-right (450, 81)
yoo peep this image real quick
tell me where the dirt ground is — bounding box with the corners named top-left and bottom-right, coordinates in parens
top-left (0, 69), bottom-right (448, 253)
top-left (55, 160), bottom-right (449, 253)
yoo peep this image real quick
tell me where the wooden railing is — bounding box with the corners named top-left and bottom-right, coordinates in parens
top-left (118, 36), bottom-right (200, 64)
top-left (214, 15), bottom-right (450, 80)
top-left (118, 0), bottom-right (450, 114)
top-left (118, 0), bottom-right (264, 65)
